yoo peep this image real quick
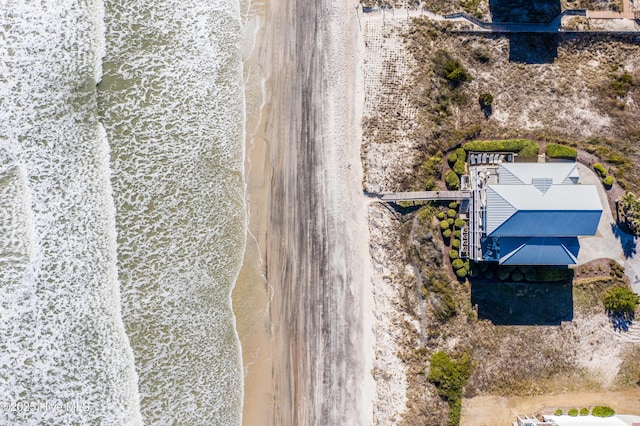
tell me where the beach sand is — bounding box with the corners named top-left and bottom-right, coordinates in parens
top-left (234, 0), bottom-right (375, 424)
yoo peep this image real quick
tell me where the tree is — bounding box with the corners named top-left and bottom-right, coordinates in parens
top-left (603, 286), bottom-right (640, 314)
top-left (478, 93), bottom-right (493, 107)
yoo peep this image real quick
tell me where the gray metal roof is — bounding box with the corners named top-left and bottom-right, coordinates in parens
top-left (498, 162), bottom-right (579, 185)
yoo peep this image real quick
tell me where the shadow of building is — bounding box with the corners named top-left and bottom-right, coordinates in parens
top-left (471, 280), bottom-right (574, 325)
top-left (490, 0), bottom-right (561, 63)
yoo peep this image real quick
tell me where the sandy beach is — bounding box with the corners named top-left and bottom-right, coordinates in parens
top-left (234, 0), bottom-right (375, 424)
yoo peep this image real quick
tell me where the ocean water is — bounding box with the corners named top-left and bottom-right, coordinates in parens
top-left (1, 0), bottom-right (247, 424)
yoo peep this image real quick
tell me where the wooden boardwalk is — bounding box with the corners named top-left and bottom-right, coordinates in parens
top-left (379, 190), bottom-right (471, 203)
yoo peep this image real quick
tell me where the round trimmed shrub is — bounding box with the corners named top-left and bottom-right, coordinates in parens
top-left (568, 408), bottom-right (578, 417)
top-left (479, 263), bottom-right (489, 272)
top-left (603, 175), bottom-right (614, 188)
top-left (447, 209), bottom-right (457, 218)
top-left (580, 408), bottom-right (589, 416)
top-left (485, 270), bottom-right (493, 279)
top-left (452, 239), bottom-right (461, 249)
top-left (449, 201), bottom-right (458, 209)
top-left (448, 218), bottom-right (455, 225)
top-left (455, 267), bottom-right (468, 278)
top-left (454, 230), bottom-right (461, 238)
top-left (592, 406), bottom-right (615, 417)
top-left (594, 163), bottom-right (607, 177)
top-left (443, 229), bottom-right (452, 239)
top-left (449, 249), bottom-right (459, 260)
top-left (511, 269), bottom-right (523, 282)
top-left (554, 409), bottom-right (563, 416)
top-left (445, 169), bottom-right (460, 189)
top-left (440, 220), bottom-right (450, 230)
top-left (453, 159), bottom-right (466, 175)
top-left (454, 218), bottom-right (466, 228)
top-left (455, 147), bottom-right (466, 160)
top-left (452, 259), bottom-right (465, 269)
top-left (447, 152), bottom-right (457, 166)
top-left (497, 268), bottom-right (510, 280)
top-left (437, 211), bottom-right (446, 220)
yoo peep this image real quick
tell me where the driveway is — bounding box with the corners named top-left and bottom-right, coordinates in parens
top-left (576, 163), bottom-right (640, 294)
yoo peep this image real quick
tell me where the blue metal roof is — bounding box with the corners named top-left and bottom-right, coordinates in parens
top-left (490, 210), bottom-right (602, 237)
top-left (499, 237), bottom-right (580, 265)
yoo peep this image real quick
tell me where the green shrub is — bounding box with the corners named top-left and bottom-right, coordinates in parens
top-left (554, 409), bottom-right (563, 415)
top-left (603, 175), bottom-right (614, 188)
top-left (453, 159), bottom-right (466, 175)
top-left (455, 147), bottom-right (466, 161)
top-left (427, 351), bottom-right (472, 426)
top-left (463, 139), bottom-right (539, 157)
top-left (511, 269), bottom-right (523, 282)
top-left (437, 211), bottom-right (446, 220)
top-left (447, 209), bottom-right (457, 218)
top-left (497, 267), bottom-right (510, 280)
top-left (455, 267), bottom-right (468, 278)
top-left (546, 143), bottom-right (577, 159)
top-left (603, 286), bottom-right (640, 314)
top-left (454, 218), bottom-right (466, 228)
top-left (448, 217), bottom-right (455, 225)
top-left (443, 229), bottom-right (452, 239)
top-left (449, 201), bottom-right (458, 209)
top-left (609, 71), bottom-right (634, 97)
top-left (568, 408), bottom-right (578, 417)
top-left (452, 259), bottom-right (465, 269)
top-left (594, 163), bottom-right (607, 177)
top-left (580, 408), bottom-right (589, 416)
top-left (440, 220), bottom-right (450, 230)
top-left (433, 50), bottom-right (472, 88)
top-left (452, 239), bottom-right (461, 249)
top-left (454, 230), bottom-right (461, 238)
top-left (592, 406), bottom-right (615, 417)
top-left (478, 92), bottom-right (494, 107)
top-left (447, 152), bottom-right (457, 166)
top-left (619, 192), bottom-right (640, 236)
top-left (445, 169), bottom-right (460, 189)
top-left (449, 250), bottom-right (459, 260)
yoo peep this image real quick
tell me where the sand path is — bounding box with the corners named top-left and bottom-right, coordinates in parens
top-left (237, 0), bottom-right (374, 424)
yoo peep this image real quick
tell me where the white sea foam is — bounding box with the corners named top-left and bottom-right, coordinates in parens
top-left (0, 1), bottom-right (142, 424)
top-left (99, 0), bottom-right (247, 424)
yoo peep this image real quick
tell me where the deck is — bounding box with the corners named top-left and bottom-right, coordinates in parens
top-left (379, 190), bottom-right (471, 203)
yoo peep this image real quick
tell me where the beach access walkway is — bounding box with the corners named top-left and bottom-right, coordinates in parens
top-left (379, 190), bottom-right (470, 203)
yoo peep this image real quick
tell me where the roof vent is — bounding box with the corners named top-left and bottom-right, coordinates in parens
top-left (531, 177), bottom-right (553, 193)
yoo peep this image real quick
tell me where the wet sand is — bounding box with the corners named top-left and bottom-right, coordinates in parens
top-left (234, 0), bottom-right (374, 424)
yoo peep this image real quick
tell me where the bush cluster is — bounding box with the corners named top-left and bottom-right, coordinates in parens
top-left (427, 351), bottom-right (472, 426)
top-left (463, 139), bottom-right (539, 158)
top-left (593, 163), bottom-right (614, 189)
top-left (602, 286), bottom-right (640, 314)
top-left (619, 192), bottom-right (640, 235)
top-left (546, 143), bottom-right (577, 159)
top-left (476, 264), bottom-right (574, 282)
top-left (433, 50), bottom-right (472, 88)
top-left (478, 92), bottom-right (493, 107)
top-left (592, 406), bottom-right (615, 417)
top-left (445, 170), bottom-right (460, 189)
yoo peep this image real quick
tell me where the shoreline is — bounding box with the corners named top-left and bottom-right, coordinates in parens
top-left (234, 0), bottom-right (375, 424)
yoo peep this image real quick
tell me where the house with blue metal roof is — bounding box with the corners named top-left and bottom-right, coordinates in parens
top-left (465, 161), bottom-right (602, 265)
